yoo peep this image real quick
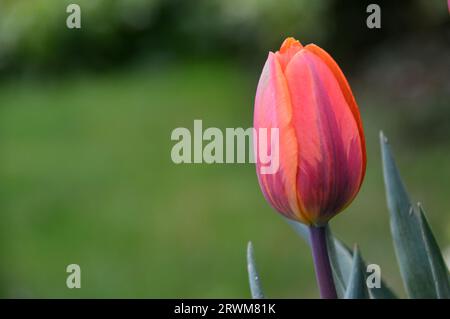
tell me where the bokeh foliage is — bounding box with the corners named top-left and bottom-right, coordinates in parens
top-left (0, 0), bottom-right (446, 73)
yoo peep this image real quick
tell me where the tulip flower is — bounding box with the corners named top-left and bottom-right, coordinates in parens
top-left (253, 37), bottom-right (366, 298)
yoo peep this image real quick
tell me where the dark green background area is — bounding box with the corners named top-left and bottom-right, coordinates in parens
top-left (0, 0), bottom-right (448, 298)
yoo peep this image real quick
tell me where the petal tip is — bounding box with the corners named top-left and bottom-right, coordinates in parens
top-left (279, 37), bottom-right (303, 53)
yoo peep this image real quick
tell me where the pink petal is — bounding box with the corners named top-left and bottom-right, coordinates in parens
top-left (254, 52), bottom-right (307, 222)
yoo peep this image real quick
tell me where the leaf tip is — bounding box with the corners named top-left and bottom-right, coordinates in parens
top-left (379, 130), bottom-right (388, 144)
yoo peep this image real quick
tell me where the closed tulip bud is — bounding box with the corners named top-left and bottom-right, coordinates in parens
top-left (254, 37), bottom-right (366, 227)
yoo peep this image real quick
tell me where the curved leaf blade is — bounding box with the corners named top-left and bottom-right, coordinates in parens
top-left (325, 226), bottom-right (352, 298)
top-left (246, 241), bottom-right (265, 299)
top-left (345, 246), bottom-right (370, 299)
top-left (417, 204), bottom-right (450, 298)
top-left (380, 131), bottom-right (437, 298)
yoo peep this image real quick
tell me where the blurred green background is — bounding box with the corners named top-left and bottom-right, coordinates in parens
top-left (0, 0), bottom-right (449, 298)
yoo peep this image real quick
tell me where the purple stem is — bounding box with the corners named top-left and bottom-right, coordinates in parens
top-left (309, 225), bottom-right (337, 299)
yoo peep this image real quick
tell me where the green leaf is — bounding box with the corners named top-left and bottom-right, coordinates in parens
top-left (345, 246), bottom-right (370, 299)
top-left (380, 131), bottom-right (449, 298)
top-left (368, 277), bottom-right (397, 299)
top-left (417, 204), bottom-right (450, 298)
top-left (326, 226), bottom-right (397, 299)
top-left (287, 219), bottom-right (397, 299)
top-left (325, 226), bottom-right (352, 298)
top-left (246, 241), bottom-right (265, 299)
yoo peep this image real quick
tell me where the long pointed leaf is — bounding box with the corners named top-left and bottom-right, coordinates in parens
top-left (345, 246), bottom-right (370, 299)
top-left (380, 131), bottom-right (438, 298)
top-left (246, 241), bottom-right (265, 299)
top-left (417, 204), bottom-right (450, 298)
top-left (325, 226), bottom-right (352, 298)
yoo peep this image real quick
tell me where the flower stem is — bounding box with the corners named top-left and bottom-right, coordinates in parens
top-left (309, 225), bottom-right (337, 299)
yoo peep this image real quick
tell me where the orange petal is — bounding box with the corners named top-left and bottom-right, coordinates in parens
top-left (275, 37), bottom-right (303, 71)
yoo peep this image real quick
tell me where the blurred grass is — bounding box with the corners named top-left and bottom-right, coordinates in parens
top-left (0, 60), bottom-right (448, 297)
